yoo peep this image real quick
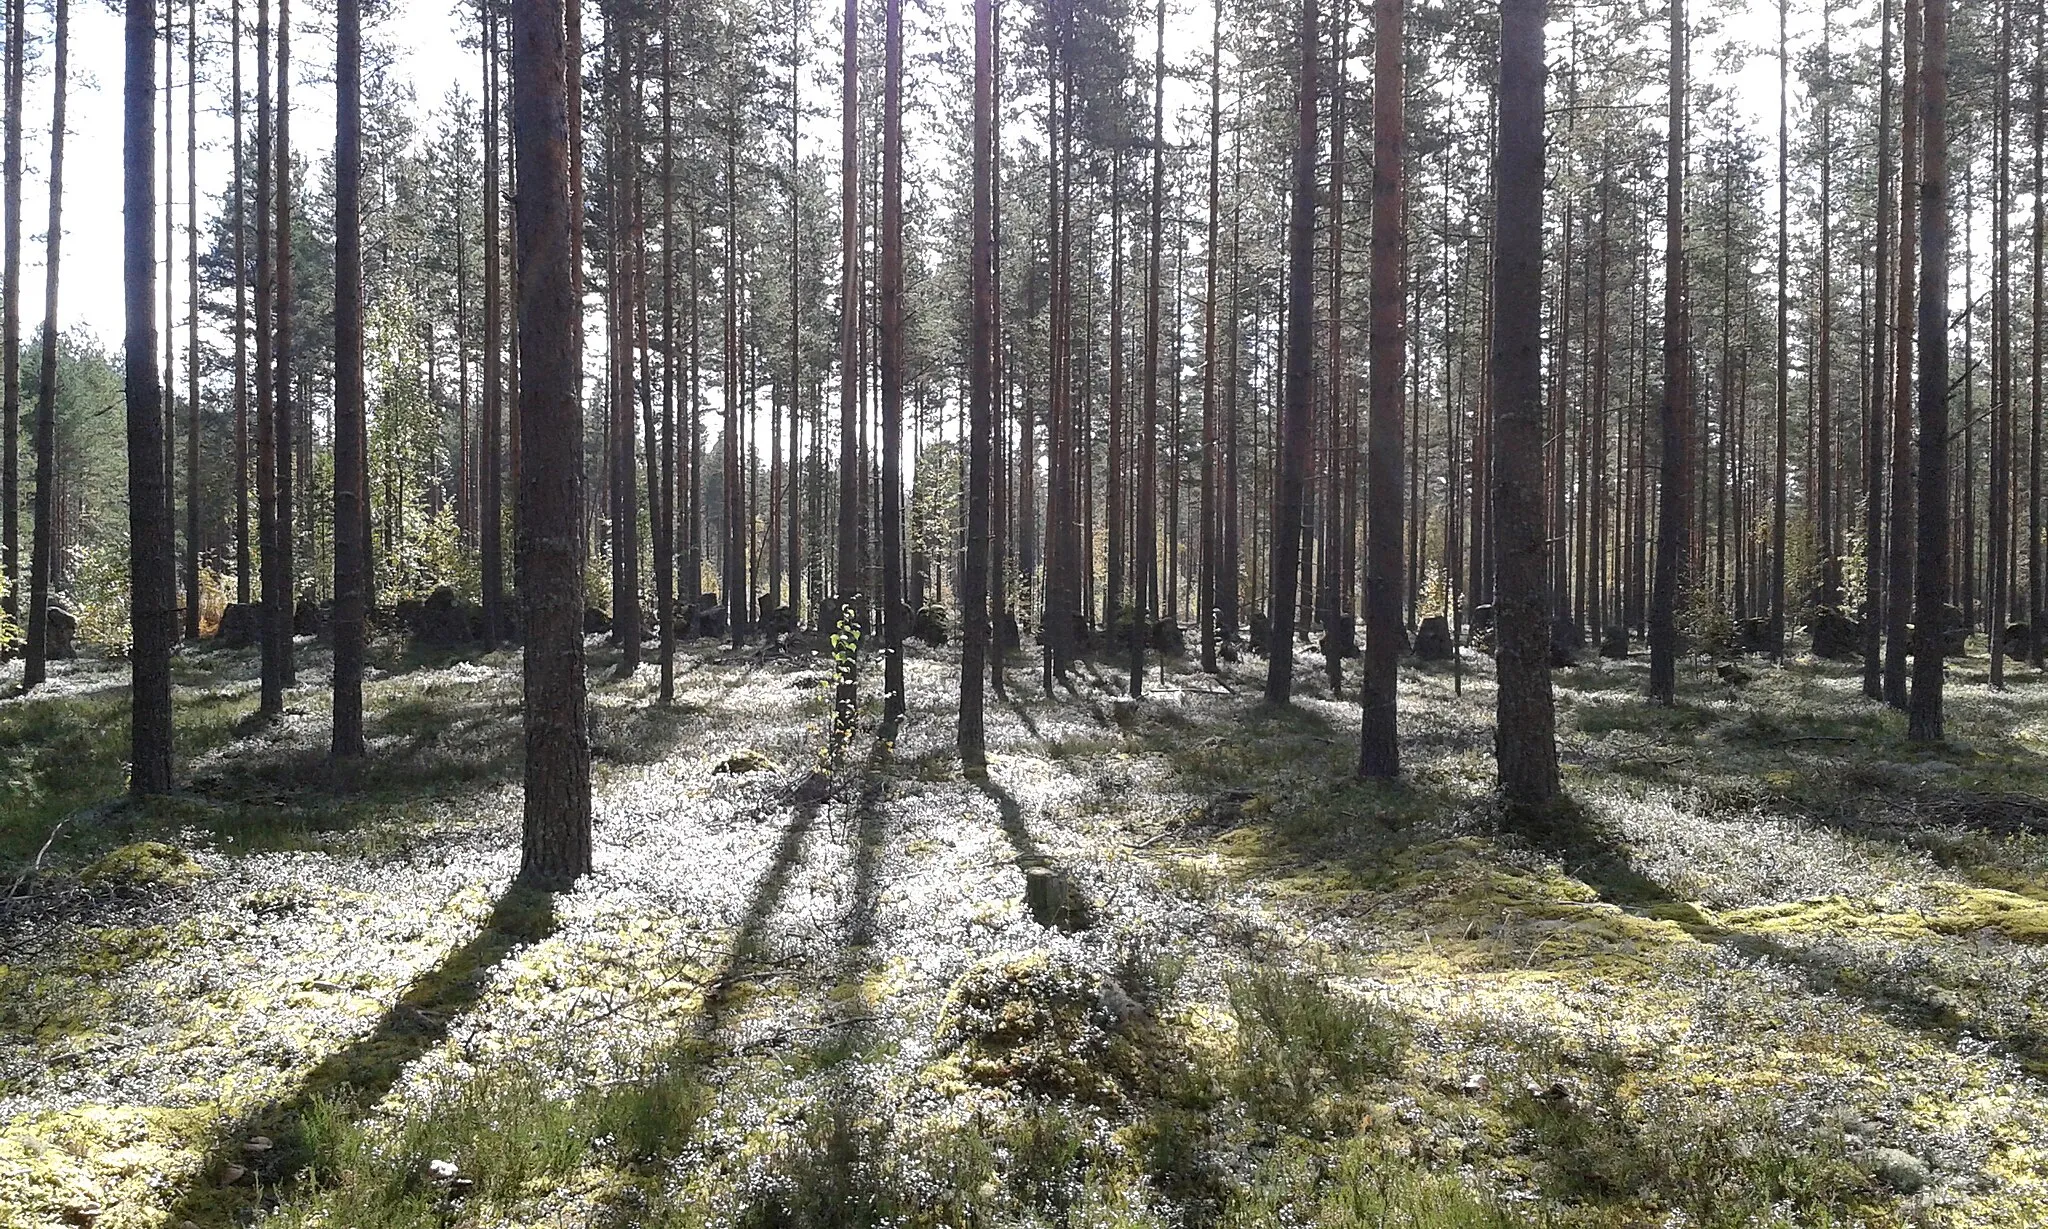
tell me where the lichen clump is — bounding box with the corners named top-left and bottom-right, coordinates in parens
top-left (80, 841), bottom-right (205, 889)
top-left (933, 950), bottom-right (1155, 1105)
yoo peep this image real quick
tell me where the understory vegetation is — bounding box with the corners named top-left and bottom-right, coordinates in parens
top-left (4, 636), bottom-right (2048, 1228)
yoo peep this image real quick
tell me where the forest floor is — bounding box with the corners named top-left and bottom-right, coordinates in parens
top-left (4, 630), bottom-right (2048, 1229)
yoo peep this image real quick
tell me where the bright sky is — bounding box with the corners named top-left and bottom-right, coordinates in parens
top-left (35, 0), bottom-right (1823, 352)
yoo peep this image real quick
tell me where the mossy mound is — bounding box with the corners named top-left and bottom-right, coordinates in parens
top-left (79, 841), bottom-right (205, 889)
top-left (0, 1104), bottom-right (226, 1228)
top-left (713, 749), bottom-right (781, 775)
top-left (1710, 883), bottom-right (2048, 944)
top-left (933, 950), bottom-right (1157, 1106)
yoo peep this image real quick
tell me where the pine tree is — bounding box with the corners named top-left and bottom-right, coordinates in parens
top-left (1649, 0), bottom-right (1693, 705)
top-left (23, 0), bottom-right (64, 692)
top-left (880, 0), bottom-right (906, 729)
top-left (513, 0), bottom-right (593, 887)
top-left (1265, 0), bottom-right (1317, 704)
top-left (1908, 0), bottom-right (1950, 741)
top-left (331, 0), bottom-right (367, 759)
top-left (959, 0), bottom-right (994, 771)
top-left (1358, 0), bottom-right (1404, 778)
top-left (126, 0), bottom-right (174, 796)
top-left (1492, 0), bottom-right (1558, 803)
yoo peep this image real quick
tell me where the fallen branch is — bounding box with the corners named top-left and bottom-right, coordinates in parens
top-left (6, 814), bottom-right (75, 899)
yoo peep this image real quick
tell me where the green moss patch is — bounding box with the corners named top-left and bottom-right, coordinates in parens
top-left (80, 841), bottom-right (206, 889)
top-left (933, 950), bottom-right (1161, 1106)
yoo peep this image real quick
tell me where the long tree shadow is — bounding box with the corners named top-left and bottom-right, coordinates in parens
top-left (172, 771), bottom-right (829, 1227)
top-left (161, 880), bottom-right (560, 1225)
top-left (690, 784), bottom-right (824, 1039)
top-left (1529, 804), bottom-right (2048, 1077)
top-left (971, 772), bottom-right (1047, 867)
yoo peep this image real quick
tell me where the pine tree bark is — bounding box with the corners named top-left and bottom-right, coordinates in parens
top-left (2031, 0), bottom-right (2044, 662)
top-left (1886, 0), bottom-right (1921, 707)
top-left (1865, 0), bottom-right (1894, 698)
top-left (1133, 0), bottom-right (1165, 697)
top-left (1197, 0), bottom-right (1222, 674)
top-left (721, 85), bottom-right (743, 646)
top-left (1265, 0), bottom-right (1317, 704)
top-left (832, 0), bottom-right (860, 732)
top-left (1909, 0), bottom-right (1949, 740)
top-left (482, 5), bottom-right (504, 649)
top-left (1817, 0), bottom-right (1838, 611)
top-left (1320, 0), bottom-right (1349, 697)
top-left (959, 0), bottom-right (994, 769)
top-left (2, 0), bottom-right (22, 621)
top-left (1768, 0), bottom-right (1789, 657)
top-left (183, 0), bottom-right (199, 642)
top-left (1649, 0), bottom-right (1692, 705)
top-left (1990, 0), bottom-right (2012, 688)
top-left (232, 0), bottom-right (249, 605)
top-left (272, 0), bottom-right (295, 692)
top-left (1492, 0), bottom-right (1558, 801)
top-left (610, 21), bottom-right (641, 674)
top-left (126, 0), bottom-right (174, 796)
top-left (23, 0), bottom-right (63, 691)
top-left (657, 2), bottom-right (676, 700)
top-left (1358, 0), bottom-right (1404, 777)
top-left (512, 0), bottom-right (592, 887)
top-left (331, 0), bottom-right (366, 758)
top-left (255, 0), bottom-right (279, 712)
top-left (880, 0), bottom-right (906, 728)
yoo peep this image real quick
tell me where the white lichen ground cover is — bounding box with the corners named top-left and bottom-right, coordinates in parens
top-left (3, 635), bottom-right (2048, 1227)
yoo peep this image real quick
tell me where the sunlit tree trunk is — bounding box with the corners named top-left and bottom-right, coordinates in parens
top-left (23, 0), bottom-right (63, 691)
top-left (1266, 0), bottom-right (1317, 704)
top-left (1197, 0), bottom-right (1222, 674)
top-left (1, 0), bottom-right (22, 621)
top-left (880, 0), bottom-right (905, 728)
top-left (513, 0), bottom-right (592, 887)
top-left (272, 0), bottom-right (295, 693)
top-left (1865, 0), bottom-right (1894, 698)
top-left (1359, 0), bottom-right (1404, 776)
top-left (232, 0), bottom-right (249, 605)
top-left (126, 0), bottom-right (173, 795)
top-left (1492, 0), bottom-right (1558, 800)
top-left (1649, 0), bottom-right (1693, 704)
top-left (1909, 0), bottom-right (1950, 740)
top-left (482, 3), bottom-right (505, 650)
top-left (833, 0), bottom-right (860, 732)
top-left (1886, 0), bottom-right (1921, 708)
top-left (331, 0), bottom-right (366, 758)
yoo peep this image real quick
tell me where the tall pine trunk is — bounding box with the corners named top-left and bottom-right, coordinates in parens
top-left (833, 0), bottom-right (860, 734)
top-left (1359, 0), bottom-right (1404, 776)
top-left (1909, 0), bottom-right (1950, 740)
top-left (271, 0), bottom-right (295, 694)
top-left (1265, 0), bottom-right (1317, 704)
top-left (1865, 0), bottom-right (1894, 697)
top-left (1769, 0), bottom-right (1789, 657)
top-left (331, 0), bottom-right (366, 758)
top-left (183, 0), bottom-right (199, 641)
top-left (959, 0), bottom-right (994, 769)
top-left (880, 0), bottom-right (905, 728)
top-left (126, 0), bottom-right (174, 796)
top-left (513, 0), bottom-right (592, 887)
top-left (1649, 0), bottom-right (1692, 705)
top-left (1197, 0), bottom-right (1222, 674)
top-left (1134, 0), bottom-right (1165, 697)
top-left (1491, 0), bottom-right (1558, 802)
top-left (482, 6), bottom-right (504, 649)
top-left (232, 0), bottom-right (249, 604)
top-left (23, 0), bottom-right (63, 691)
top-left (2, 0), bottom-right (22, 621)
top-left (1885, 0), bottom-right (1921, 707)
